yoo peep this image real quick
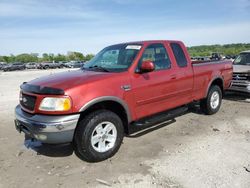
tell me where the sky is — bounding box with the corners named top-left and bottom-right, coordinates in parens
top-left (0, 0), bottom-right (250, 55)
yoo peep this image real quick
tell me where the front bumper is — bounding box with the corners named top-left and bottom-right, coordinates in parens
top-left (15, 105), bottom-right (80, 144)
top-left (229, 81), bottom-right (250, 93)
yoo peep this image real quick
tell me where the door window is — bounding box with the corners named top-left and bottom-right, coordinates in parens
top-left (138, 43), bottom-right (171, 71)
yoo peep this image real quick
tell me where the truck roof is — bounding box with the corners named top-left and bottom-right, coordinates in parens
top-left (116, 40), bottom-right (183, 45)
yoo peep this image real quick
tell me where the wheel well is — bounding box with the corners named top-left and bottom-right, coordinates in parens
top-left (210, 78), bottom-right (224, 95)
top-left (78, 100), bottom-right (129, 134)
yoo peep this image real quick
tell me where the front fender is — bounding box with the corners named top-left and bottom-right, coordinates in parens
top-left (79, 96), bottom-right (132, 123)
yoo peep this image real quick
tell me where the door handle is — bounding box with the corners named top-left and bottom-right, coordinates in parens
top-left (170, 75), bottom-right (177, 80)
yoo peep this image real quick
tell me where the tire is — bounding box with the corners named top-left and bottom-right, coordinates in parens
top-left (74, 110), bottom-right (124, 162)
top-left (44, 65), bottom-right (49, 69)
top-left (200, 85), bottom-right (222, 115)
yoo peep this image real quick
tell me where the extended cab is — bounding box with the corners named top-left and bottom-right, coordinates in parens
top-left (14, 40), bottom-right (233, 162)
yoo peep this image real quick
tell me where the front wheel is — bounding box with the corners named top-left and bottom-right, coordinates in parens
top-left (200, 85), bottom-right (222, 115)
top-left (74, 110), bottom-right (124, 162)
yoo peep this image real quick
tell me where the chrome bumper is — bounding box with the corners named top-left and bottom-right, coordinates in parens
top-left (229, 80), bottom-right (250, 93)
top-left (15, 105), bottom-right (80, 144)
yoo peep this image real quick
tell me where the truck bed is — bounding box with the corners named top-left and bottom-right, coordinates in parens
top-left (192, 60), bottom-right (233, 100)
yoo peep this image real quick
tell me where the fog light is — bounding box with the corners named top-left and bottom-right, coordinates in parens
top-left (247, 85), bottom-right (250, 90)
top-left (56, 124), bottom-right (64, 130)
top-left (34, 134), bottom-right (47, 140)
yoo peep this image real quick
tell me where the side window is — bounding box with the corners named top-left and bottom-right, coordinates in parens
top-left (170, 43), bottom-right (188, 67)
top-left (139, 43), bottom-right (171, 71)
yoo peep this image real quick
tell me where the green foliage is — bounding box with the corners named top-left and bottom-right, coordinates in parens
top-left (84, 54), bottom-right (94, 61)
top-left (53, 54), bottom-right (67, 62)
top-left (187, 43), bottom-right (250, 57)
top-left (1, 54), bottom-right (16, 63)
top-left (15, 53), bottom-right (38, 63)
top-left (68, 52), bottom-right (84, 61)
top-left (2, 43), bottom-right (248, 63)
top-left (0, 51), bottom-right (95, 63)
top-left (41, 53), bottom-right (55, 62)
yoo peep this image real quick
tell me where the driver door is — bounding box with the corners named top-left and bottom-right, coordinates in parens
top-left (131, 43), bottom-right (178, 119)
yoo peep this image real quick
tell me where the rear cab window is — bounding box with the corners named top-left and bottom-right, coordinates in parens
top-left (170, 43), bottom-right (188, 67)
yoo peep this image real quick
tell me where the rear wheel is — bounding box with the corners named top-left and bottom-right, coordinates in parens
top-left (74, 110), bottom-right (124, 162)
top-left (200, 85), bottom-right (222, 115)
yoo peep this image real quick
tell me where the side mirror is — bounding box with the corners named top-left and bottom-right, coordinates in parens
top-left (140, 61), bottom-right (155, 73)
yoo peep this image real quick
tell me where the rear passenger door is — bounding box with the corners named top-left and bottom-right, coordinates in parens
top-left (169, 42), bottom-right (193, 101)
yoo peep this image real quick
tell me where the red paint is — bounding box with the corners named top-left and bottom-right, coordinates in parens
top-left (20, 40), bottom-right (233, 121)
top-left (140, 60), bottom-right (155, 72)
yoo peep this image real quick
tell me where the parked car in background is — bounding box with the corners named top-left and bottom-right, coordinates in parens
top-left (224, 55), bottom-right (236, 62)
top-left (229, 50), bottom-right (250, 93)
top-left (2, 62), bottom-right (25, 72)
top-left (0, 62), bottom-right (7, 70)
top-left (191, 56), bottom-right (211, 61)
top-left (25, 62), bottom-right (38, 69)
top-left (64, 61), bottom-right (73, 68)
top-left (38, 61), bottom-right (64, 69)
top-left (58, 61), bottom-right (68, 68)
top-left (211, 52), bottom-right (223, 60)
top-left (65, 61), bottom-right (83, 68)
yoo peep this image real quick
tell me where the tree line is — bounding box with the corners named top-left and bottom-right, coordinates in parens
top-left (1, 43), bottom-right (250, 63)
top-left (187, 43), bottom-right (250, 57)
top-left (0, 52), bottom-right (95, 63)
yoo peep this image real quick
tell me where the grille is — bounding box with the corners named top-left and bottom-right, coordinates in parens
top-left (20, 93), bottom-right (36, 111)
top-left (232, 73), bottom-right (250, 81)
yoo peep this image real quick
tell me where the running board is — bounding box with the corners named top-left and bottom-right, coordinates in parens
top-left (128, 106), bottom-right (188, 135)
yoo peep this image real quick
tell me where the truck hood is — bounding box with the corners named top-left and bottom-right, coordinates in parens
top-left (27, 69), bottom-right (115, 92)
top-left (233, 65), bottom-right (250, 73)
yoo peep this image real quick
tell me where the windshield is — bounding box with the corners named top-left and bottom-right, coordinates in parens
top-left (83, 44), bottom-right (141, 72)
top-left (233, 53), bottom-right (250, 65)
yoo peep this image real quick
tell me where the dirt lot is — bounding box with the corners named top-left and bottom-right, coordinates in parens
top-left (0, 69), bottom-right (249, 188)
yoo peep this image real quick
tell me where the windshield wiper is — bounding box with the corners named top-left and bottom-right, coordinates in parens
top-left (88, 65), bottom-right (110, 72)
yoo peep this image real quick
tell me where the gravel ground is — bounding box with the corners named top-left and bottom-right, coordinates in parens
top-left (0, 69), bottom-right (249, 188)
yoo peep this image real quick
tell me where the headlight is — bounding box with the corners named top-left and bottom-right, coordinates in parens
top-left (39, 97), bottom-right (71, 111)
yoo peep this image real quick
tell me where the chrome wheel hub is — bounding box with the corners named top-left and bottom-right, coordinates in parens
top-left (91, 121), bottom-right (117, 153)
top-left (210, 91), bottom-right (220, 109)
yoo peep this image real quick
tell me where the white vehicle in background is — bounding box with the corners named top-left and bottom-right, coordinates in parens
top-left (25, 62), bottom-right (38, 69)
top-left (0, 62), bottom-right (7, 70)
top-left (230, 51), bottom-right (250, 93)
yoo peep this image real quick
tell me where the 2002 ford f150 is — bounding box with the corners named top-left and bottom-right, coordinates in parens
top-left (14, 40), bottom-right (233, 162)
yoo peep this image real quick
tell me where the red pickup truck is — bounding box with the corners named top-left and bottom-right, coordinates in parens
top-left (15, 40), bottom-right (232, 162)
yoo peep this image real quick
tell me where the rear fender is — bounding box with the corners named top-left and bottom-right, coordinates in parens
top-left (205, 76), bottom-right (224, 97)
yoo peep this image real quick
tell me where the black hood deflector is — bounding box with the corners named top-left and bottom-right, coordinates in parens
top-left (20, 83), bottom-right (65, 95)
